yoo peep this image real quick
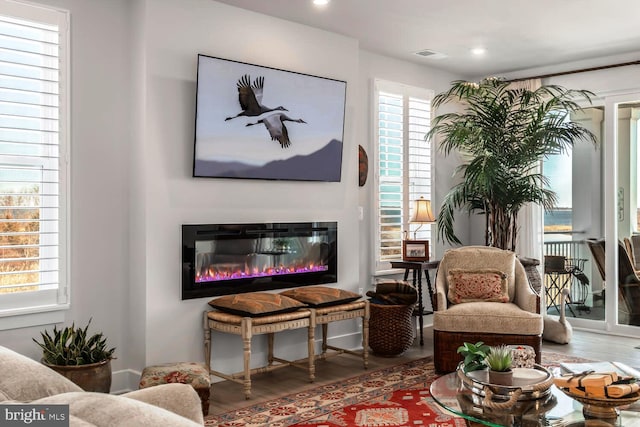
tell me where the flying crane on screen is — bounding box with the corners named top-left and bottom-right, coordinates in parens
top-left (246, 113), bottom-right (307, 149)
top-left (225, 74), bottom-right (288, 121)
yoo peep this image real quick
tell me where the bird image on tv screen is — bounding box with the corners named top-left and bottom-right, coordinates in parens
top-left (193, 55), bottom-right (346, 182)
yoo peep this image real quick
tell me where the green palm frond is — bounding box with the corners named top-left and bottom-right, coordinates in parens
top-left (429, 77), bottom-right (597, 250)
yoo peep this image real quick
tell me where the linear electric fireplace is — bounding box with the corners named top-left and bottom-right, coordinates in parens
top-left (182, 222), bottom-right (337, 299)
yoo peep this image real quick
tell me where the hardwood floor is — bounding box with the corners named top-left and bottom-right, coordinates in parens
top-left (208, 324), bottom-right (640, 416)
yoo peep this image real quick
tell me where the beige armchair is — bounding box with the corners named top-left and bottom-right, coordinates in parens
top-left (433, 246), bottom-right (543, 373)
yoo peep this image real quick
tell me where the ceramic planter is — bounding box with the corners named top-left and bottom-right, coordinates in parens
top-left (489, 369), bottom-right (513, 386)
top-left (44, 359), bottom-right (112, 393)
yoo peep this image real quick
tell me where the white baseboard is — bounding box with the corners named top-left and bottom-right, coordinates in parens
top-left (110, 368), bottom-right (141, 394)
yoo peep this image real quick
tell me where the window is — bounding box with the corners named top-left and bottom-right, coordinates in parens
top-left (543, 147), bottom-right (573, 237)
top-left (543, 109), bottom-right (574, 243)
top-left (374, 79), bottom-right (433, 272)
top-left (0, 1), bottom-right (69, 322)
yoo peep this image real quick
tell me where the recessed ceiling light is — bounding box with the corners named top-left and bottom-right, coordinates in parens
top-left (313, 0), bottom-right (330, 5)
top-left (471, 47), bottom-right (486, 56)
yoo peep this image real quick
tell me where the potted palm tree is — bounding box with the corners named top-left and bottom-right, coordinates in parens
top-left (426, 78), bottom-right (598, 251)
top-left (33, 318), bottom-right (116, 393)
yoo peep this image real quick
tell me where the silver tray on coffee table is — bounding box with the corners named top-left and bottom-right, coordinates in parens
top-left (457, 363), bottom-right (554, 402)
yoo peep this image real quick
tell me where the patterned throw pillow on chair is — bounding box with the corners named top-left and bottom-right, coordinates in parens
top-left (447, 268), bottom-right (509, 304)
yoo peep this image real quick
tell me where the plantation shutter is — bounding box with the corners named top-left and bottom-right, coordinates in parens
top-left (0, 1), bottom-right (69, 317)
top-left (407, 96), bottom-right (432, 237)
top-left (374, 80), bottom-right (433, 272)
top-left (377, 91), bottom-right (403, 265)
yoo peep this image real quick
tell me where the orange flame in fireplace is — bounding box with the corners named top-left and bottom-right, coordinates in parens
top-left (196, 259), bottom-right (328, 284)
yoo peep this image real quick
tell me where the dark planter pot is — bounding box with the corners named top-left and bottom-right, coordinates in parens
top-left (44, 359), bottom-right (112, 393)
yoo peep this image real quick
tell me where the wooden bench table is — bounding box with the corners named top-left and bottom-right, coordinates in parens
top-left (204, 309), bottom-right (315, 399)
top-left (203, 300), bottom-right (370, 399)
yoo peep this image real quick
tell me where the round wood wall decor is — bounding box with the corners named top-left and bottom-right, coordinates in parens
top-left (358, 145), bottom-right (368, 187)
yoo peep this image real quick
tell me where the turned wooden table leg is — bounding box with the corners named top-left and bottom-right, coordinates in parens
top-left (321, 323), bottom-right (328, 360)
top-left (308, 311), bottom-right (316, 382)
top-left (203, 311), bottom-right (212, 372)
top-left (267, 332), bottom-right (274, 366)
top-left (241, 317), bottom-right (252, 399)
top-left (362, 301), bottom-right (370, 369)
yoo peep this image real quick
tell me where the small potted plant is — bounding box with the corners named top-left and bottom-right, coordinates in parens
top-left (485, 345), bottom-right (513, 385)
top-left (457, 341), bottom-right (490, 373)
top-left (33, 318), bottom-right (116, 393)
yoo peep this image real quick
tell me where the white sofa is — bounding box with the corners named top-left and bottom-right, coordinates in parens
top-left (0, 346), bottom-right (204, 426)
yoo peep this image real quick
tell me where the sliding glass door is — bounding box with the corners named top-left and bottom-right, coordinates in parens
top-left (609, 96), bottom-right (640, 334)
top-left (542, 108), bottom-right (606, 327)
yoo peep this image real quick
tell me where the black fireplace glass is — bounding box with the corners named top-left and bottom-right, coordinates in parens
top-left (182, 222), bottom-right (337, 300)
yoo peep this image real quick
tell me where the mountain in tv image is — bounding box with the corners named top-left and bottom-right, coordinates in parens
top-left (194, 139), bottom-right (343, 182)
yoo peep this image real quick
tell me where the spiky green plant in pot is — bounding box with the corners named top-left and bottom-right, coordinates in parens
top-left (33, 318), bottom-right (115, 366)
top-left (33, 318), bottom-right (115, 392)
top-left (485, 345), bottom-right (513, 372)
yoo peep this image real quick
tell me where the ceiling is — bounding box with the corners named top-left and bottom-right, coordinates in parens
top-left (215, 0), bottom-right (640, 78)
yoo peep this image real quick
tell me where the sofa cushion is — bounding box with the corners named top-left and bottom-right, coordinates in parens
top-left (208, 292), bottom-right (306, 317)
top-left (280, 286), bottom-right (360, 307)
top-left (0, 346), bottom-right (82, 402)
top-left (447, 268), bottom-right (509, 304)
top-left (126, 383), bottom-right (206, 423)
top-left (33, 391), bottom-right (202, 427)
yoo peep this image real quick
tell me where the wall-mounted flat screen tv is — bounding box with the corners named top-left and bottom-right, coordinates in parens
top-left (193, 54), bottom-right (346, 182)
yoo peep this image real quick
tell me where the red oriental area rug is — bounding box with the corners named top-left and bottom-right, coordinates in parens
top-left (204, 352), bottom-right (589, 427)
top-left (291, 387), bottom-right (466, 427)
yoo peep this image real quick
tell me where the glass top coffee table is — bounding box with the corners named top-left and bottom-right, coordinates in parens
top-left (430, 372), bottom-right (640, 426)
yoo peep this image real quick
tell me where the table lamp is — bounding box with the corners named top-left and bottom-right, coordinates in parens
top-left (403, 196), bottom-right (436, 261)
top-left (409, 196), bottom-right (436, 239)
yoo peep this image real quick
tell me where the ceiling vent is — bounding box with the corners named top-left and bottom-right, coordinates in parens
top-left (414, 49), bottom-right (447, 60)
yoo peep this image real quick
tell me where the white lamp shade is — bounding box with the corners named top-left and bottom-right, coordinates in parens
top-left (409, 197), bottom-right (436, 223)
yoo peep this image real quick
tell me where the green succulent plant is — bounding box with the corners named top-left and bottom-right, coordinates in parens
top-left (457, 341), bottom-right (490, 373)
top-left (33, 318), bottom-right (116, 366)
top-left (485, 345), bottom-right (513, 372)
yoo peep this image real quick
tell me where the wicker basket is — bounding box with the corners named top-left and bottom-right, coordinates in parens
top-left (368, 302), bottom-right (414, 356)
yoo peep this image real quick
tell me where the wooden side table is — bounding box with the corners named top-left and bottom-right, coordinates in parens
top-left (390, 260), bottom-right (440, 346)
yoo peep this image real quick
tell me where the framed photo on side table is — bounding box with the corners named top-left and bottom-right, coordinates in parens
top-left (402, 240), bottom-right (430, 262)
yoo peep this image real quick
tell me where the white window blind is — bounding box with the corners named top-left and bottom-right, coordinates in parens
top-left (375, 80), bottom-right (432, 272)
top-left (0, 1), bottom-right (69, 318)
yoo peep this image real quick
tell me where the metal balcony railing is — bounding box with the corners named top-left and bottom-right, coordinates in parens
top-left (543, 238), bottom-right (591, 312)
